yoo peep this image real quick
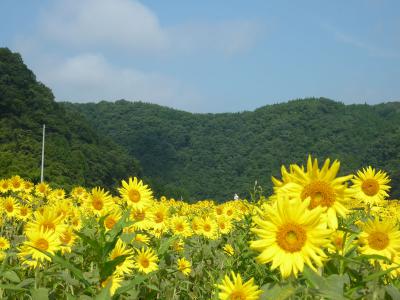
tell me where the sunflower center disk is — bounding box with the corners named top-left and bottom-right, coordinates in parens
top-left (361, 179), bottom-right (380, 196)
top-left (92, 197), bottom-right (104, 210)
top-left (105, 217), bottom-right (116, 229)
top-left (35, 238), bottom-right (49, 251)
top-left (230, 291), bottom-right (246, 300)
top-left (140, 258), bottom-right (150, 268)
top-left (276, 223), bottom-right (307, 252)
top-left (301, 180), bottom-right (335, 209)
top-left (128, 190), bottom-right (141, 203)
top-left (368, 231), bottom-right (389, 250)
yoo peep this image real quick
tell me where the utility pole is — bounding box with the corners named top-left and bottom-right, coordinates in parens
top-left (40, 124), bottom-right (45, 182)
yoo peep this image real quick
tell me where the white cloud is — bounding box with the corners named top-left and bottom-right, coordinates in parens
top-left (12, 0), bottom-right (262, 111)
top-left (39, 0), bottom-right (168, 53)
top-left (34, 0), bottom-right (260, 55)
top-left (35, 53), bottom-right (202, 110)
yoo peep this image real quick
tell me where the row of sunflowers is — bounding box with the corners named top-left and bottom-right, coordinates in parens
top-left (0, 156), bottom-right (399, 299)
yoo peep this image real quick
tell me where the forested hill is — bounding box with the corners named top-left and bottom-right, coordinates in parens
top-left (0, 48), bottom-right (141, 190)
top-left (65, 99), bottom-right (400, 201)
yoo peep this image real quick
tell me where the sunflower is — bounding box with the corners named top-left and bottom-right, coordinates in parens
top-left (130, 208), bottom-right (153, 231)
top-left (3, 196), bottom-right (20, 218)
top-left (35, 182), bottom-right (51, 197)
top-left (19, 229), bottom-right (61, 268)
top-left (275, 156), bottom-right (353, 229)
top-left (217, 215), bottom-right (233, 235)
top-left (223, 244), bottom-right (235, 256)
top-left (177, 258), bottom-right (191, 276)
top-left (150, 204), bottom-right (169, 232)
top-left (351, 166), bottom-right (391, 206)
top-left (133, 233), bottom-right (150, 245)
top-left (0, 179), bottom-right (10, 193)
top-left (172, 239), bottom-right (185, 252)
top-left (103, 209), bottom-right (122, 232)
top-left (169, 215), bottom-right (192, 237)
top-left (59, 228), bottom-right (76, 254)
top-left (86, 187), bottom-right (114, 216)
top-left (25, 208), bottom-right (66, 235)
top-left (9, 175), bottom-right (24, 192)
top-left (119, 177), bottom-right (153, 210)
top-left (101, 274), bottom-right (123, 296)
top-left (134, 247), bottom-right (159, 274)
top-left (16, 205), bottom-right (32, 222)
top-left (250, 196), bottom-right (331, 278)
top-left (358, 218), bottom-right (400, 260)
top-left (199, 216), bottom-right (218, 239)
top-left (109, 239), bottom-right (135, 276)
top-left (217, 271), bottom-right (263, 300)
top-left (0, 237), bottom-right (10, 250)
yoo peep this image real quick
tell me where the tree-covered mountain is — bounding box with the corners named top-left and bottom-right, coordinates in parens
top-left (0, 48), bottom-right (141, 190)
top-left (65, 98), bottom-right (400, 201)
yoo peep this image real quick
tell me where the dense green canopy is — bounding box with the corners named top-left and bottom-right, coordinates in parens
top-left (66, 98), bottom-right (400, 201)
top-left (0, 48), bottom-right (141, 191)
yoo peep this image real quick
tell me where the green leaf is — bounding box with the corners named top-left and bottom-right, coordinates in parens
top-left (261, 283), bottom-right (297, 300)
top-left (74, 230), bottom-right (101, 253)
top-left (364, 266), bottom-right (400, 281)
top-left (0, 283), bottom-right (28, 291)
top-left (158, 236), bottom-right (178, 256)
top-left (31, 288), bottom-right (49, 300)
top-left (3, 270), bottom-right (21, 283)
top-left (303, 267), bottom-right (349, 300)
top-left (385, 285), bottom-right (400, 300)
top-left (114, 274), bottom-right (147, 296)
top-left (100, 254), bottom-right (129, 281)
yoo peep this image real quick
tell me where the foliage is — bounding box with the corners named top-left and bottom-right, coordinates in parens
top-left (66, 99), bottom-right (400, 201)
top-left (0, 48), bottom-right (141, 190)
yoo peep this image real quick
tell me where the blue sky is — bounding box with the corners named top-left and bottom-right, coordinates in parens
top-left (1, 0), bottom-right (399, 112)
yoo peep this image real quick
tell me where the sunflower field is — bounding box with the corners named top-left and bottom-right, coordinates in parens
top-left (0, 156), bottom-right (400, 299)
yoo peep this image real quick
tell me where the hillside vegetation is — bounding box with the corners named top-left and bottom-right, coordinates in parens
top-left (0, 48), bottom-right (141, 190)
top-left (66, 99), bottom-right (400, 201)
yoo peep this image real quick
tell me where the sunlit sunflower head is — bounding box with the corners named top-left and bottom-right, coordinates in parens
top-left (177, 257), bottom-right (191, 276)
top-left (172, 238), bottom-right (185, 252)
top-left (250, 196), bottom-right (332, 278)
top-left (22, 180), bottom-right (34, 193)
top-left (150, 204), bottom-right (170, 231)
top-left (15, 205), bottom-right (32, 221)
top-left (217, 271), bottom-right (263, 300)
top-left (9, 175), bottom-right (24, 192)
top-left (351, 166), bottom-right (391, 206)
top-left (85, 187), bottom-right (114, 216)
top-left (70, 186), bottom-right (87, 203)
top-left (18, 229), bottom-right (61, 268)
top-left (59, 228), bottom-right (77, 254)
top-left (0, 237), bottom-right (10, 250)
top-left (169, 215), bottom-right (192, 237)
top-left (26, 208), bottom-right (66, 234)
top-left (199, 216), bottom-right (218, 240)
top-left (134, 247), bottom-right (159, 274)
top-left (35, 182), bottom-right (51, 197)
top-left (358, 218), bottom-right (400, 261)
top-left (217, 215), bottom-right (233, 235)
top-left (130, 208), bottom-right (152, 231)
top-left (103, 209), bottom-right (122, 232)
top-left (275, 155), bottom-right (353, 229)
top-left (109, 239), bottom-right (135, 276)
top-left (133, 233), bottom-right (150, 245)
top-left (0, 179), bottom-right (10, 193)
top-left (223, 243), bottom-right (235, 256)
top-left (101, 274), bottom-right (123, 296)
top-left (48, 188), bottom-right (66, 202)
top-left (3, 196), bottom-right (20, 218)
top-left (119, 177), bottom-right (154, 210)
